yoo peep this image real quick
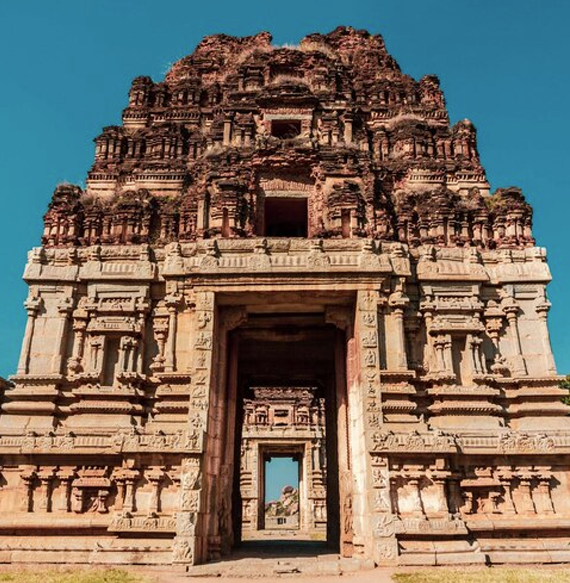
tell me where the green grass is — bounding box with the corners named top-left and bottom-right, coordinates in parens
top-left (0, 568), bottom-right (153, 583)
top-left (393, 568), bottom-right (570, 583)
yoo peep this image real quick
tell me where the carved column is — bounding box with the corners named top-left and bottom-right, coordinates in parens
top-left (57, 468), bottom-right (75, 513)
top-left (484, 301), bottom-right (508, 374)
top-left (17, 296), bottom-right (42, 375)
top-left (406, 477), bottom-right (424, 515)
top-left (388, 291), bottom-right (410, 371)
top-left (164, 292), bottom-right (182, 372)
top-left (515, 472), bottom-right (536, 514)
top-left (223, 116), bottom-right (232, 146)
top-left (357, 290), bottom-right (399, 564)
top-left (173, 290), bottom-right (215, 565)
top-left (21, 468), bottom-right (37, 512)
top-left (432, 334), bottom-right (453, 375)
top-left (502, 297), bottom-right (527, 376)
top-left (38, 467), bottom-right (56, 512)
top-left (122, 469), bottom-right (139, 514)
top-left (52, 297), bottom-right (74, 374)
top-left (532, 474), bottom-right (554, 515)
top-left (420, 297), bottom-right (437, 373)
top-left (150, 301), bottom-right (169, 372)
top-left (431, 475), bottom-right (450, 515)
top-left (534, 296), bottom-right (557, 375)
top-left (173, 458), bottom-right (201, 565)
top-left (67, 312), bottom-right (88, 375)
top-left (86, 334), bottom-right (105, 376)
top-left (468, 334), bottom-right (486, 375)
top-left (496, 468), bottom-right (516, 515)
top-left (147, 467), bottom-right (165, 515)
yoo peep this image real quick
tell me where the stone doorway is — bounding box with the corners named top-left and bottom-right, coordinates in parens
top-left (262, 453), bottom-right (301, 533)
top-left (213, 303), bottom-right (353, 558)
top-left (241, 388), bottom-right (327, 541)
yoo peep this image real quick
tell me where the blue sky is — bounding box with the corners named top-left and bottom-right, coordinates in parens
top-left (265, 457), bottom-right (299, 502)
top-left (0, 0), bottom-right (569, 377)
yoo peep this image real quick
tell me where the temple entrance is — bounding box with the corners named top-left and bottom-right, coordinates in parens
top-left (218, 301), bottom-right (353, 557)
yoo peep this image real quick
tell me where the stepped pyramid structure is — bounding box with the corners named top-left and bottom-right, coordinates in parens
top-left (1, 27), bottom-right (569, 566)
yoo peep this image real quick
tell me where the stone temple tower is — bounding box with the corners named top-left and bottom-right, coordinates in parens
top-left (1, 27), bottom-right (569, 567)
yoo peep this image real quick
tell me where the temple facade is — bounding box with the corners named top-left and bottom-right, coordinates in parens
top-left (1, 27), bottom-right (569, 567)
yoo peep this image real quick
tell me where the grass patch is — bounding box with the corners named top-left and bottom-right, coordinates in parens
top-left (393, 568), bottom-right (570, 583)
top-left (0, 568), bottom-right (153, 583)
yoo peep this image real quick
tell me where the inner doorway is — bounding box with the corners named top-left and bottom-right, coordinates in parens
top-left (264, 455), bottom-right (300, 531)
top-left (225, 308), bottom-right (349, 552)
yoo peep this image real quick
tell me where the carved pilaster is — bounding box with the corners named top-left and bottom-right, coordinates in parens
top-left (67, 312), bottom-right (88, 375)
top-left (502, 297), bottom-right (527, 376)
top-left (17, 296), bottom-right (42, 375)
top-left (164, 292), bottom-right (183, 372)
top-left (150, 301), bottom-right (169, 372)
top-left (52, 297), bottom-right (74, 375)
top-left (173, 458), bottom-right (202, 565)
top-left (484, 300), bottom-right (509, 375)
top-left (388, 290), bottom-right (410, 371)
top-left (534, 294), bottom-right (557, 375)
top-left (21, 467), bottom-right (37, 512)
top-left (57, 468), bottom-right (76, 513)
top-left (147, 467), bottom-right (166, 515)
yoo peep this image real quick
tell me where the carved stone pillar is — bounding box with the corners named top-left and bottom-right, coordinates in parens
top-left (515, 474), bottom-right (536, 514)
top-left (21, 468), bottom-right (37, 512)
top-left (150, 301), bottom-right (169, 372)
top-left (52, 297), bottom-right (73, 374)
top-left (114, 478), bottom-right (126, 512)
top-left (431, 476), bottom-right (450, 514)
top-left (173, 458), bottom-right (201, 565)
top-left (407, 477), bottom-right (424, 515)
top-left (484, 301), bottom-right (509, 374)
top-left (433, 334), bottom-right (452, 375)
top-left (343, 113), bottom-right (353, 144)
top-left (38, 467), bottom-right (56, 512)
top-left (496, 469), bottom-right (517, 515)
top-left (67, 316), bottom-right (88, 375)
top-left (468, 334), bottom-right (487, 375)
top-left (532, 475), bottom-right (554, 515)
top-left (420, 298), bottom-right (437, 373)
top-left (147, 467), bottom-right (165, 515)
top-left (534, 296), bottom-right (557, 375)
top-left (57, 468), bottom-right (75, 513)
top-left (388, 291), bottom-right (410, 371)
top-left (223, 116), bottom-right (232, 146)
top-left (87, 335), bottom-right (105, 375)
top-left (164, 292), bottom-right (182, 372)
top-left (17, 296), bottom-right (42, 375)
top-left (502, 297), bottom-right (527, 376)
top-left (443, 335), bottom-right (453, 374)
top-left (123, 476), bottom-right (138, 514)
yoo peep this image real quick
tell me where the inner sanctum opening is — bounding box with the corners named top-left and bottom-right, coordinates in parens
top-left (222, 303), bottom-right (351, 554)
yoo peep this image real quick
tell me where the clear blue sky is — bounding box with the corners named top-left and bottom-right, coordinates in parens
top-left (0, 0), bottom-right (569, 378)
top-left (265, 457), bottom-right (299, 502)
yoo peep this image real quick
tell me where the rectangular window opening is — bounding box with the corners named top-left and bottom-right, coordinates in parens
top-left (271, 120), bottom-right (301, 139)
top-left (264, 197), bottom-right (308, 237)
